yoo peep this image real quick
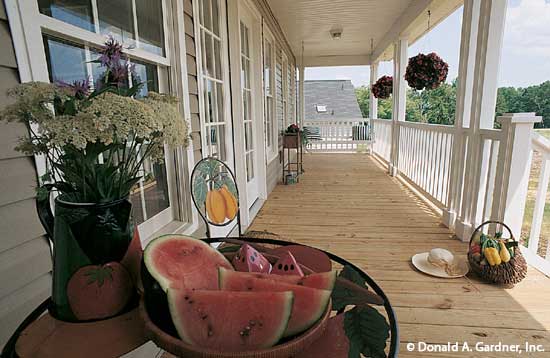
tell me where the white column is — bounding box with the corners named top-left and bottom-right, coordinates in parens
top-left (492, 113), bottom-right (541, 238)
top-left (299, 65), bottom-right (305, 125)
top-left (389, 37), bottom-right (407, 177)
top-left (369, 62), bottom-right (378, 119)
top-left (443, 0), bottom-right (481, 228)
top-left (454, 0), bottom-right (508, 241)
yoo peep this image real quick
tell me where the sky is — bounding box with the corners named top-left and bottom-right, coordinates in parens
top-left (305, 0), bottom-right (550, 89)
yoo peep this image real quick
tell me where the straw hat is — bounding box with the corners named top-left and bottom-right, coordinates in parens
top-left (412, 248), bottom-right (469, 278)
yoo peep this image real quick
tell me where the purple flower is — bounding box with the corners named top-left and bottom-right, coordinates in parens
top-left (98, 36), bottom-right (124, 68)
top-left (56, 78), bottom-right (91, 99)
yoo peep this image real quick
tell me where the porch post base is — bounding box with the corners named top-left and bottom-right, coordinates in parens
top-left (388, 164), bottom-right (398, 177)
top-left (454, 220), bottom-right (473, 242)
top-left (442, 209), bottom-right (456, 229)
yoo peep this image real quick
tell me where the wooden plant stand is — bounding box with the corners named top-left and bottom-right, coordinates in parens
top-left (282, 133), bottom-right (303, 184)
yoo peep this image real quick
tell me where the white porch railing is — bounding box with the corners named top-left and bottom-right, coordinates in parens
top-left (371, 119), bottom-right (392, 161)
top-left (521, 132), bottom-right (550, 274)
top-left (397, 122), bottom-right (454, 207)
top-left (371, 113), bottom-right (550, 276)
top-left (303, 119), bottom-right (372, 152)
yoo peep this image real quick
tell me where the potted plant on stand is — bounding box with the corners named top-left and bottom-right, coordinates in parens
top-left (1, 38), bottom-right (189, 322)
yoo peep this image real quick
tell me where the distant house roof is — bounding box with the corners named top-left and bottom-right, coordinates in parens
top-left (304, 80), bottom-right (362, 120)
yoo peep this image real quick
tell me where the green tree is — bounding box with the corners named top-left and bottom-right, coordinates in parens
top-left (355, 86), bottom-right (370, 118)
top-left (355, 86), bottom-right (392, 119)
top-left (519, 81), bottom-right (550, 128)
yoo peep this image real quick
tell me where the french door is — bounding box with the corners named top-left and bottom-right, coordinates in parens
top-left (239, 5), bottom-right (261, 209)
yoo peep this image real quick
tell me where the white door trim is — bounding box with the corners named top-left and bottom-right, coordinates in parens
top-left (227, 0), bottom-right (267, 231)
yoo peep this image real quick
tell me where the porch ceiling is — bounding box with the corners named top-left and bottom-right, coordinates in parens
top-left (265, 0), bottom-right (463, 66)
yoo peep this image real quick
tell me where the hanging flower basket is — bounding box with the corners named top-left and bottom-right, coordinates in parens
top-left (405, 52), bottom-right (449, 90)
top-left (371, 75), bottom-right (393, 99)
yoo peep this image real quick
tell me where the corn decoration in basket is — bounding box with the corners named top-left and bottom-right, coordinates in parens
top-left (468, 221), bottom-right (527, 286)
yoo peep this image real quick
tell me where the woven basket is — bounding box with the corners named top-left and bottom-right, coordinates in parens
top-left (467, 221), bottom-right (527, 286)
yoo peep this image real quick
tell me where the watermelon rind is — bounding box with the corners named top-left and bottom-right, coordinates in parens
top-left (144, 234), bottom-right (232, 291)
top-left (167, 289), bottom-right (294, 350)
top-left (219, 268), bottom-right (332, 337)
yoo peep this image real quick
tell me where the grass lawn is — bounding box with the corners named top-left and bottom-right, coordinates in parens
top-left (521, 129), bottom-right (550, 258)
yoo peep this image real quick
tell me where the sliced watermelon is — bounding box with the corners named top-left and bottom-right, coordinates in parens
top-left (219, 267), bottom-right (337, 291)
top-left (219, 270), bottom-right (331, 337)
top-left (271, 251), bottom-right (304, 276)
top-left (144, 235), bottom-right (233, 291)
top-left (167, 289), bottom-right (293, 351)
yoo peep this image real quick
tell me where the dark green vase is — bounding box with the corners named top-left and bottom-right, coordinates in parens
top-left (38, 194), bottom-right (136, 322)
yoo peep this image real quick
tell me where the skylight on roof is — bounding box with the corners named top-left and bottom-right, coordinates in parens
top-left (316, 105), bottom-right (327, 113)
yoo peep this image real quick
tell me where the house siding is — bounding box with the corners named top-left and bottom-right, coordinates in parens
top-left (0, 1), bottom-right (51, 348)
top-left (184, 0), bottom-right (202, 166)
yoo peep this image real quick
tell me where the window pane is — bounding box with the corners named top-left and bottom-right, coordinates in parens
top-left (43, 36), bottom-right (87, 83)
top-left (205, 79), bottom-right (214, 122)
top-left (135, 0), bottom-right (165, 56)
top-left (38, 0), bottom-right (94, 32)
top-left (97, 0), bottom-right (135, 45)
top-left (132, 61), bottom-right (159, 98)
top-left (266, 98), bottom-right (272, 147)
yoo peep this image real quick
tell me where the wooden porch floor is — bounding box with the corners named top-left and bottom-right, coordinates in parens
top-left (249, 154), bottom-right (550, 357)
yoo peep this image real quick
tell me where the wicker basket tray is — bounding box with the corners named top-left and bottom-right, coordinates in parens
top-left (467, 221), bottom-right (527, 286)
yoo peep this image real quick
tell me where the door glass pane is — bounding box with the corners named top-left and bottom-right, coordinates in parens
top-left (142, 150), bottom-right (170, 219)
top-left (204, 33), bottom-right (214, 78)
top-left (38, 0), bottom-right (94, 32)
top-left (266, 97), bottom-right (272, 147)
top-left (202, 0), bottom-right (212, 31)
top-left (97, 0), bottom-right (135, 46)
top-left (132, 61), bottom-right (159, 98)
top-left (211, 0), bottom-right (219, 36)
top-left (43, 36), bottom-right (87, 83)
top-left (135, 0), bottom-right (165, 56)
top-left (205, 79), bottom-right (214, 122)
top-left (246, 153), bottom-right (254, 181)
top-left (213, 39), bottom-right (222, 80)
top-left (216, 82), bottom-right (224, 123)
top-left (264, 41), bottom-right (271, 94)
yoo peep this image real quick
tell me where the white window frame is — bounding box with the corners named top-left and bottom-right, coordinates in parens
top-left (263, 27), bottom-right (277, 163)
top-left (5, 0), bottom-right (198, 240)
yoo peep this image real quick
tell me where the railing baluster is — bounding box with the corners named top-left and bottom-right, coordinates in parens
top-left (529, 153), bottom-right (550, 254)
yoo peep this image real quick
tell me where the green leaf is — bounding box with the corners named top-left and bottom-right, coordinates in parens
top-left (193, 174), bottom-right (208, 208)
top-left (344, 306), bottom-right (390, 358)
top-left (222, 174), bottom-right (238, 197)
top-left (332, 266), bottom-right (370, 311)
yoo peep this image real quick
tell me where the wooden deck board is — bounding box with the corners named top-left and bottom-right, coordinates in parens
top-left (248, 154), bottom-right (550, 357)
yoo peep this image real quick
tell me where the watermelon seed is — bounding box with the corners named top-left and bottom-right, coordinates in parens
top-left (290, 264), bottom-right (295, 270)
top-left (249, 320), bottom-right (256, 326)
top-left (184, 296), bottom-right (189, 300)
top-left (278, 264), bottom-right (283, 270)
top-left (188, 300), bottom-right (194, 304)
top-left (284, 265), bottom-right (288, 271)
top-left (201, 313), bottom-right (208, 320)
top-left (207, 324), bottom-right (214, 337)
top-left (250, 255), bottom-right (255, 262)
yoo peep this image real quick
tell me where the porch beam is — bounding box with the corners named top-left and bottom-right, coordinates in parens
top-left (301, 55), bottom-right (370, 67)
top-left (369, 62), bottom-right (378, 120)
top-left (370, 0), bottom-right (431, 63)
top-left (454, 0), bottom-right (508, 241)
top-left (389, 38), bottom-right (407, 177)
